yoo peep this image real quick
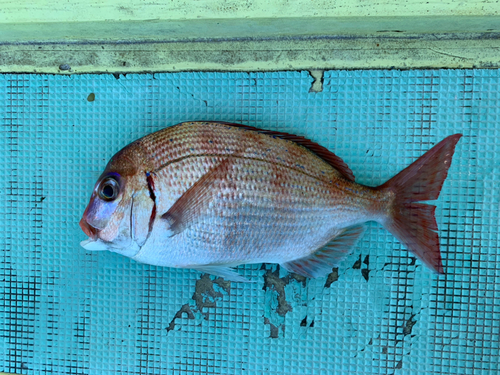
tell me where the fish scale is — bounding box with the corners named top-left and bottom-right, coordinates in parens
top-left (140, 156), bottom-right (376, 267)
top-left (80, 121), bottom-right (461, 281)
top-left (141, 122), bottom-right (342, 184)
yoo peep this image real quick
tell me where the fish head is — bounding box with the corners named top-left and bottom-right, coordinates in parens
top-left (79, 142), bottom-right (155, 258)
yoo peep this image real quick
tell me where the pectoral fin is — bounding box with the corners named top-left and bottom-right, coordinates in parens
top-left (194, 265), bottom-right (254, 283)
top-left (161, 157), bottom-right (235, 236)
top-left (282, 225), bottom-right (366, 278)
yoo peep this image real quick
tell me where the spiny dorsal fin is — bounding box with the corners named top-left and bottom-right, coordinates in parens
top-left (282, 225), bottom-right (366, 278)
top-left (209, 121), bottom-right (355, 182)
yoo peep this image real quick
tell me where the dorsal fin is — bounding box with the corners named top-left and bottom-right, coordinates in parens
top-left (209, 121), bottom-right (355, 182)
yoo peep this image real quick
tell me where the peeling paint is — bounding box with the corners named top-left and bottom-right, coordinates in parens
top-left (308, 70), bottom-right (324, 93)
top-left (382, 256), bottom-right (417, 271)
top-left (361, 255), bottom-right (370, 281)
top-left (261, 265), bottom-right (309, 338)
top-left (357, 337), bottom-right (375, 354)
top-left (192, 274), bottom-right (231, 318)
top-left (263, 317), bottom-right (279, 339)
top-left (352, 255), bottom-right (362, 269)
top-left (352, 254), bottom-right (371, 281)
top-left (262, 266), bottom-right (293, 317)
top-left (300, 316), bottom-right (307, 327)
top-left (166, 274), bottom-right (231, 333)
top-left (403, 314), bottom-right (417, 336)
top-left (166, 304), bottom-right (195, 332)
top-left (363, 255), bottom-right (370, 267)
top-left (324, 268), bottom-right (339, 288)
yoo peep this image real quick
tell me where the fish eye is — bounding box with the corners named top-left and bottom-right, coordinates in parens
top-left (98, 177), bottom-right (119, 201)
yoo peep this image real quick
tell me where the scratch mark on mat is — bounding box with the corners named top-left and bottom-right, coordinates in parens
top-left (428, 48), bottom-right (470, 60)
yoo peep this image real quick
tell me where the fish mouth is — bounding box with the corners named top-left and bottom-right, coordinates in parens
top-left (80, 238), bottom-right (111, 251)
top-left (79, 217), bottom-right (98, 240)
top-left (79, 219), bottom-right (111, 251)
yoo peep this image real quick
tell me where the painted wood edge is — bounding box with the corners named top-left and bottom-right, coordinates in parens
top-left (0, 16), bottom-right (499, 44)
top-left (0, 17), bottom-right (499, 72)
top-left (1, 35), bottom-right (499, 73)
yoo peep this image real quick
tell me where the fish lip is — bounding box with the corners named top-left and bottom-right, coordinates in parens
top-left (79, 217), bottom-right (98, 240)
top-left (80, 238), bottom-right (111, 251)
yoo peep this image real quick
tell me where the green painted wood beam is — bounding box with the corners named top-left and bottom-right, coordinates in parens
top-left (2, 0), bottom-right (499, 22)
top-left (0, 0), bottom-right (499, 73)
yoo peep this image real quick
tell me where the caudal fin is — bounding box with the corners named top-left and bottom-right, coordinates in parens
top-left (378, 134), bottom-right (462, 274)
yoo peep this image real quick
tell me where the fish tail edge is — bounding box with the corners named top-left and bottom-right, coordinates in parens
top-left (377, 134), bottom-right (462, 274)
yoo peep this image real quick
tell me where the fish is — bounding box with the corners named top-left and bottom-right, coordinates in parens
top-left (79, 121), bottom-right (462, 282)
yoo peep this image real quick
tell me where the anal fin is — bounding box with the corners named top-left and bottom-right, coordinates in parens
top-left (282, 225), bottom-right (366, 278)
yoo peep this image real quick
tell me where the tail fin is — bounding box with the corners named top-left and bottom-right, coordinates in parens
top-left (378, 134), bottom-right (462, 274)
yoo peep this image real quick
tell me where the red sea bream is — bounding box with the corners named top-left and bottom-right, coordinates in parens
top-left (79, 121), bottom-right (461, 281)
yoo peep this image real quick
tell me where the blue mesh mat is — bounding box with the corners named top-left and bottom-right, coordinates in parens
top-left (0, 70), bottom-right (498, 375)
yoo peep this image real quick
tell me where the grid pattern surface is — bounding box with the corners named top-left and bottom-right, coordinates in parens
top-left (0, 70), bottom-right (498, 375)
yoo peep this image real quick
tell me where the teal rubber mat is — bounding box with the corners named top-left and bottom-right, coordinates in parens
top-left (0, 70), bottom-right (498, 374)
